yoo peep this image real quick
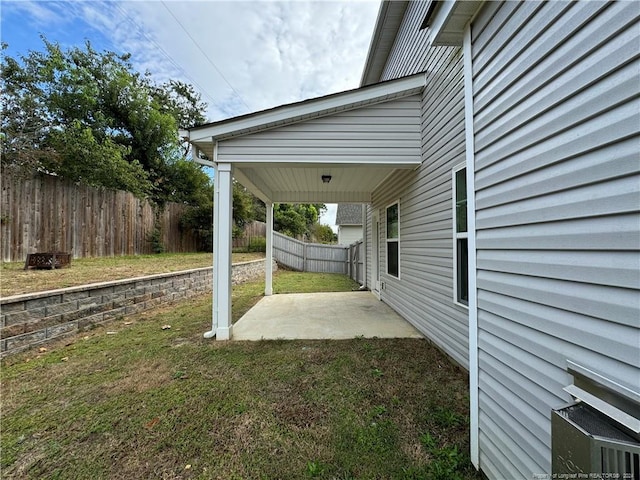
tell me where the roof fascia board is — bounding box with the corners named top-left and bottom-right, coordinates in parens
top-left (360, 1), bottom-right (409, 86)
top-left (189, 73), bottom-right (425, 142)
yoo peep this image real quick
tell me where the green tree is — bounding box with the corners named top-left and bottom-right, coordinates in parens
top-left (1, 37), bottom-right (208, 205)
top-left (273, 203), bottom-right (326, 239)
top-left (311, 224), bottom-right (337, 244)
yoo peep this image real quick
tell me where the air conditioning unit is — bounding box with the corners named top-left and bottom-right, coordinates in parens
top-left (552, 402), bottom-right (640, 479)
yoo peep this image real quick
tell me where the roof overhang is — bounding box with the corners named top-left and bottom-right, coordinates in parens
top-left (187, 73), bottom-right (425, 204)
top-left (360, 1), bottom-right (409, 86)
top-left (189, 73), bottom-right (425, 149)
top-left (421, 0), bottom-right (483, 46)
top-left (360, 0), bottom-right (483, 87)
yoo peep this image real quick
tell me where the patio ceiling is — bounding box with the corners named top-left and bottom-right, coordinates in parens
top-left (188, 73), bottom-right (426, 204)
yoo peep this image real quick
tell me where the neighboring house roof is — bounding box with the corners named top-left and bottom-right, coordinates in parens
top-left (336, 204), bottom-right (364, 226)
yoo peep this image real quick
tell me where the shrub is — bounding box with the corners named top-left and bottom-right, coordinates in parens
top-left (247, 236), bottom-right (266, 252)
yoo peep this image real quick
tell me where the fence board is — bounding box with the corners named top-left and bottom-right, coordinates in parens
top-left (1, 174), bottom-right (201, 262)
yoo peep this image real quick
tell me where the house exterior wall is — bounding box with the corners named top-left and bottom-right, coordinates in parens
top-left (469, 1), bottom-right (640, 478)
top-left (216, 95), bottom-right (422, 165)
top-left (338, 225), bottom-right (363, 245)
top-left (368, 0), bottom-right (470, 368)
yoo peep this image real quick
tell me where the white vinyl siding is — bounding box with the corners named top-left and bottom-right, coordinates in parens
top-left (217, 97), bottom-right (421, 164)
top-left (370, 0), bottom-right (469, 368)
top-left (470, 1), bottom-right (640, 479)
top-left (338, 225), bottom-right (363, 246)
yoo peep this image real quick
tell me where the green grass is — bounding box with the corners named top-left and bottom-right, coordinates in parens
top-left (1, 271), bottom-right (480, 480)
top-left (1, 252), bottom-right (264, 297)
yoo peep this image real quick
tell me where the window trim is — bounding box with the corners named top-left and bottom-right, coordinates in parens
top-left (385, 200), bottom-right (400, 279)
top-left (452, 164), bottom-right (469, 308)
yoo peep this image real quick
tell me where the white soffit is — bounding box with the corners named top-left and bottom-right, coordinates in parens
top-left (427, 0), bottom-right (483, 46)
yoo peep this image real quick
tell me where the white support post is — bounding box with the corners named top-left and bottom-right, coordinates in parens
top-left (204, 142), bottom-right (219, 339)
top-left (214, 163), bottom-right (233, 340)
top-left (265, 202), bottom-right (274, 296)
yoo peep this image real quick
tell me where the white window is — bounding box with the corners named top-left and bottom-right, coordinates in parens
top-left (386, 201), bottom-right (400, 278)
top-left (453, 165), bottom-right (468, 306)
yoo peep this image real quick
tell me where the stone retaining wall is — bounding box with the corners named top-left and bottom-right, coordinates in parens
top-left (0, 259), bottom-right (276, 356)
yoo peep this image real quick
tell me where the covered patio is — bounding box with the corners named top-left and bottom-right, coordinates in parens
top-left (187, 73), bottom-right (426, 340)
top-left (233, 291), bottom-right (422, 340)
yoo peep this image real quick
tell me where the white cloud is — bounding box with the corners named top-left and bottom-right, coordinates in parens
top-left (320, 203), bottom-right (338, 232)
top-left (86, 0), bottom-right (380, 121)
top-left (4, 0), bottom-right (380, 121)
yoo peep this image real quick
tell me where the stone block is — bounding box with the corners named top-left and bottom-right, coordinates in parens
top-left (103, 307), bottom-right (126, 321)
top-left (26, 296), bottom-right (61, 309)
top-left (0, 301), bottom-right (26, 314)
top-left (62, 291), bottom-right (90, 301)
top-left (1, 324), bottom-right (26, 338)
top-left (5, 330), bottom-right (46, 351)
top-left (46, 301), bottom-right (78, 317)
top-left (78, 313), bottom-right (105, 330)
top-left (113, 283), bottom-right (131, 293)
top-left (126, 287), bottom-right (146, 299)
top-left (89, 286), bottom-right (114, 298)
top-left (46, 321), bottom-right (77, 339)
top-left (77, 297), bottom-right (99, 309)
top-left (134, 293), bottom-right (152, 304)
top-left (4, 309), bottom-right (42, 326)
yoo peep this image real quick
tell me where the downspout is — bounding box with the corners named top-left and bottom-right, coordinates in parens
top-left (204, 140), bottom-right (219, 339)
top-left (463, 23), bottom-right (480, 468)
top-left (362, 203), bottom-right (368, 288)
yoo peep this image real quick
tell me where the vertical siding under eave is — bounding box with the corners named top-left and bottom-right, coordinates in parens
top-left (471, 1), bottom-right (640, 479)
top-left (380, 0), bottom-right (453, 82)
top-left (216, 96), bottom-right (422, 165)
top-left (370, 0), bottom-right (469, 369)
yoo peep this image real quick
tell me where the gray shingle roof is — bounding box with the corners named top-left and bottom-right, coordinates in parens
top-left (335, 204), bottom-right (364, 226)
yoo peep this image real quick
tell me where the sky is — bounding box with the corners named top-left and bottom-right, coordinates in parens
top-left (1, 0), bottom-right (381, 230)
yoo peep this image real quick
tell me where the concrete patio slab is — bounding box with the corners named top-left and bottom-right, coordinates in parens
top-left (232, 291), bottom-right (423, 340)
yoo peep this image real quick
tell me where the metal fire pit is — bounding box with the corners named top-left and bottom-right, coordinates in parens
top-left (24, 252), bottom-right (72, 270)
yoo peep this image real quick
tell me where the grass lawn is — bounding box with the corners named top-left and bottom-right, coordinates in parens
top-left (1, 271), bottom-right (480, 480)
top-left (1, 252), bottom-right (264, 297)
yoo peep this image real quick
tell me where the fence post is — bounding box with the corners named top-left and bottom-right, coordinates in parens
top-left (303, 242), bottom-right (307, 272)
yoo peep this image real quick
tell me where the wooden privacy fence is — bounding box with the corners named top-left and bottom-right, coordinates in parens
top-left (1, 174), bottom-right (200, 262)
top-left (232, 221), bottom-right (267, 249)
top-left (273, 231), bottom-right (364, 284)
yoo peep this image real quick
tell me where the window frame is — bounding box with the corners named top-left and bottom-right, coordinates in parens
top-left (452, 164), bottom-right (469, 308)
top-left (385, 200), bottom-right (400, 279)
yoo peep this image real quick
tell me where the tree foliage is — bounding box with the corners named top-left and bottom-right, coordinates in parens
top-left (1, 37), bottom-right (209, 205)
top-left (311, 223), bottom-right (338, 244)
top-left (273, 203), bottom-right (326, 239)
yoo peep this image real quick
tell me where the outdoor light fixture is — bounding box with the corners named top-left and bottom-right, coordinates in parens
top-left (321, 175), bottom-right (332, 184)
